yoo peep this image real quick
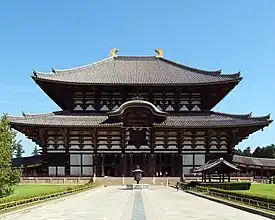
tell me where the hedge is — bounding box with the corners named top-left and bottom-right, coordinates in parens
top-left (0, 183), bottom-right (98, 211)
top-left (198, 186), bottom-right (275, 205)
top-left (179, 181), bottom-right (251, 190)
top-left (200, 182), bottom-right (251, 190)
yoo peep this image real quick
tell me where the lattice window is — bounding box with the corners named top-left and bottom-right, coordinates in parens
top-left (57, 166), bottom-right (65, 176)
top-left (70, 154), bottom-right (81, 165)
top-left (70, 167), bottom-right (81, 176)
top-left (183, 154), bottom-right (193, 165)
top-left (182, 166), bottom-right (193, 174)
top-left (82, 154), bottom-right (93, 165)
top-left (82, 167), bottom-right (93, 176)
top-left (194, 154), bottom-right (205, 166)
top-left (48, 166), bottom-right (56, 176)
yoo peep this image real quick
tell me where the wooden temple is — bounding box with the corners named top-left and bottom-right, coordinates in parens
top-left (8, 49), bottom-right (272, 177)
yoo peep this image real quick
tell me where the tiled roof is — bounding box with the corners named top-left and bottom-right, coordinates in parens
top-left (8, 111), bottom-right (271, 128)
top-left (195, 157), bottom-right (239, 172)
top-left (12, 155), bottom-right (43, 167)
top-left (32, 56), bottom-right (241, 85)
top-left (233, 155), bottom-right (275, 167)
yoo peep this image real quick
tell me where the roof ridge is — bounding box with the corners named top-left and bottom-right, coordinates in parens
top-left (212, 111), bottom-right (252, 119)
top-left (159, 57), bottom-right (241, 78)
top-left (34, 57), bottom-right (113, 76)
top-left (234, 155), bottom-right (275, 161)
top-left (212, 111), bottom-right (271, 121)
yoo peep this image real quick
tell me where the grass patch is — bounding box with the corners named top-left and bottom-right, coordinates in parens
top-left (6, 184), bottom-right (76, 200)
top-left (0, 183), bottom-right (99, 215)
top-left (0, 184), bottom-right (79, 204)
top-left (232, 184), bottom-right (275, 199)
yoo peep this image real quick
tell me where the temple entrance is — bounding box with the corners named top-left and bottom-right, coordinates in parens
top-left (99, 153), bottom-right (181, 177)
top-left (130, 154), bottom-right (150, 177)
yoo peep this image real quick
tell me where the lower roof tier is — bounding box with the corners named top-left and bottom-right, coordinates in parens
top-left (8, 111), bottom-right (271, 128)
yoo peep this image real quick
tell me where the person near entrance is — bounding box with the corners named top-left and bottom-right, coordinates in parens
top-left (176, 182), bottom-right (180, 191)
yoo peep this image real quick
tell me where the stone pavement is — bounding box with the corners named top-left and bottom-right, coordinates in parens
top-left (0, 186), bottom-right (271, 220)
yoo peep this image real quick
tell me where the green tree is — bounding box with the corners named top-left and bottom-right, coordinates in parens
top-left (242, 147), bottom-right (252, 156)
top-left (234, 148), bottom-right (243, 156)
top-left (253, 144), bottom-right (275, 158)
top-left (0, 115), bottom-right (21, 197)
top-left (13, 140), bottom-right (25, 158)
top-left (32, 145), bottom-right (39, 156)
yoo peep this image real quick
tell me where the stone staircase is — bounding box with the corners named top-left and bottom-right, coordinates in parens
top-left (96, 177), bottom-right (180, 186)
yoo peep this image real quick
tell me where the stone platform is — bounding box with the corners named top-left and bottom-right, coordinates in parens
top-left (125, 184), bottom-right (150, 190)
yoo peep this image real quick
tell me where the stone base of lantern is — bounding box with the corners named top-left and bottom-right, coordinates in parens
top-left (125, 184), bottom-right (150, 190)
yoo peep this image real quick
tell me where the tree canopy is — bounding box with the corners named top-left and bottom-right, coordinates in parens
top-left (32, 145), bottom-right (39, 156)
top-left (0, 115), bottom-right (21, 197)
top-left (12, 139), bottom-right (25, 158)
top-left (234, 144), bottom-right (275, 158)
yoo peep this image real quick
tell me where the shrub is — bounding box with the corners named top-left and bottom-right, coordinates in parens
top-left (200, 182), bottom-right (251, 190)
top-left (187, 181), bottom-right (201, 188)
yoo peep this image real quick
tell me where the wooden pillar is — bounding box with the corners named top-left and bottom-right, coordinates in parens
top-left (153, 154), bottom-right (156, 176)
top-left (261, 168), bottom-right (264, 179)
top-left (130, 154), bottom-right (133, 171)
top-left (149, 154), bottom-right (153, 176)
top-left (114, 154), bottom-right (117, 177)
top-left (93, 154), bottom-right (97, 176)
top-left (120, 154), bottom-right (123, 177)
top-left (123, 154), bottom-right (127, 176)
top-left (171, 154), bottom-right (175, 177)
top-left (159, 154), bottom-right (161, 175)
top-left (101, 154), bottom-right (105, 177)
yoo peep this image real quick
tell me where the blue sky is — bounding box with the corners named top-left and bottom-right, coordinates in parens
top-left (0, 1), bottom-right (274, 156)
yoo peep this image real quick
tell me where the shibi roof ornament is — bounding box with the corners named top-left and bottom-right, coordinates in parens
top-left (110, 48), bottom-right (119, 57)
top-left (155, 48), bottom-right (164, 58)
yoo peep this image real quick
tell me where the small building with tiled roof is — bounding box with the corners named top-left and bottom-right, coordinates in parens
top-left (233, 155), bottom-right (275, 178)
top-left (8, 49), bottom-right (272, 177)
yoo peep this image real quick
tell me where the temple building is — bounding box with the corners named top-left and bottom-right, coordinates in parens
top-left (8, 49), bottom-right (272, 177)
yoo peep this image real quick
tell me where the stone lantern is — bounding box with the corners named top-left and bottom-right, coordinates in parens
top-left (132, 165), bottom-right (143, 184)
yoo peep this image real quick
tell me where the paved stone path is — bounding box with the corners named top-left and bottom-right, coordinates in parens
top-left (0, 186), bottom-right (271, 220)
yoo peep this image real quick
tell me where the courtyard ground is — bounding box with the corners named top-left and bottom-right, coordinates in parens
top-left (0, 186), bottom-right (270, 220)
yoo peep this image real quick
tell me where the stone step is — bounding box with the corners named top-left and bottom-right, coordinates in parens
top-left (95, 177), bottom-right (180, 186)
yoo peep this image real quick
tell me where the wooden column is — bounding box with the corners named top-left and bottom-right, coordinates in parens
top-left (93, 154), bottom-right (97, 176)
top-left (160, 154), bottom-right (162, 175)
top-left (171, 154), bottom-right (175, 177)
top-left (149, 154), bottom-right (153, 176)
top-left (114, 154), bottom-right (117, 177)
top-left (38, 128), bottom-right (48, 177)
top-left (123, 154), bottom-right (127, 176)
top-left (130, 154), bottom-right (133, 173)
top-left (101, 154), bottom-right (105, 177)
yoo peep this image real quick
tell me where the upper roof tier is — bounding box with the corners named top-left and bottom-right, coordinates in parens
top-left (8, 110), bottom-right (271, 128)
top-left (32, 53), bottom-right (241, 86)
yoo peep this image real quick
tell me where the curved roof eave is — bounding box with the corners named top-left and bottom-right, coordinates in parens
top-left (31, 75), bottom-right (242, 87)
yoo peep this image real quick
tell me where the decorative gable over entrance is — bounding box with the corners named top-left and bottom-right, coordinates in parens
top-left (107, 99), bottom-right (168, 126)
